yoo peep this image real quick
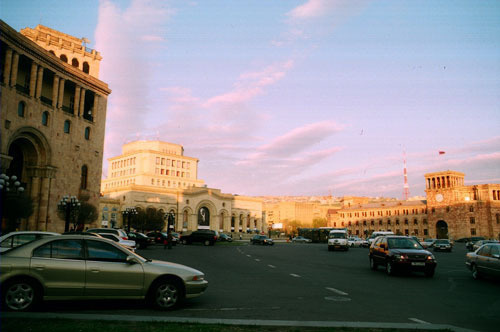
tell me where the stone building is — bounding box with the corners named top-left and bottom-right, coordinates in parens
top-left (332, 170), bottom-right (500, 240)
top-left (100, 141), bottom-right (264, 234)
top-left (0, 21), bottom-right (110, 232)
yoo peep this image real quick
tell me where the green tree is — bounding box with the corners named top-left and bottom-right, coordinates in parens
top-left (131, 208), bottom-right (165, 232)
top-left (1, 193), bottom-right (34, 232)
top-left (312, 217), bottom-right (327, 228)
top-left (76, 202), bottom-right (98, 230)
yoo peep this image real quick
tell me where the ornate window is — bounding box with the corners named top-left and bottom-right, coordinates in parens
top-left (81, 165), bottom-right (88, 189)
top-left (42, 111), bottom-right (49, 126)
top-left (64, 120), bottom-right (71, 133)
top-left (18, 102), bottom-right (25, 117)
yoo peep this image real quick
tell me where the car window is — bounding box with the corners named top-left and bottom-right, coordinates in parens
top-left (11, 234), bottom-right (39, 248)
top-left (0, 237), bottom-right (13, 248)
top-left (477, 245), bottom-right (491, 257)
top-left (387, 238), bottom-right (421, 249)
top-left (490, 246), bottom-right (499, 256)
top-left (86, 240), bottom-right (128, 262)
top-left (99, 234), bottom-right (119, 242)
top-left (33, 239), bottom-right (84, 260)
top-left (330, 233), bottom-right (346, 239)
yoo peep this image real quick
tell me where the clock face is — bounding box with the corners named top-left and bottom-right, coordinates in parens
top-left (435, 194), bottom-right (443, 202)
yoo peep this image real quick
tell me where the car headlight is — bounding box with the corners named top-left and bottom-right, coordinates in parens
top-left (427, 255), bottom-right (435, 261)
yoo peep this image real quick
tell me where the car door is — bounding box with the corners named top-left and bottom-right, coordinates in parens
top-left (475, 245), bottom-right (491, 274)
top-left (484, 245), bottom-right (500, 277)
top-left (371, 237), bottom-right (386, 264)
top-left (84, 239), bottom-right (144, 297)
top-left (31, 239), bottom-right (86, 297)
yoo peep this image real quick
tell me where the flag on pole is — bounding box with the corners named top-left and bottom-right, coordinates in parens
top-left (439, 151), bottom-right (445, 155)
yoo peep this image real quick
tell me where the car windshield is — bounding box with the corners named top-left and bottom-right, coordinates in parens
top-left (435, 240), bottom-right (448, 244)
top-left (387, 238), bottom-right (422, 249)
top-left (330, 233), bottom-right (346, 239)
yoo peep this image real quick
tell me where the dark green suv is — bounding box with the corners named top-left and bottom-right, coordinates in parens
top-left (180, 230), bottom-right (219, 246)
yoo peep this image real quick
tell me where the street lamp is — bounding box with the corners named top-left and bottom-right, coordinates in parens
top-left (0, 174), bottom-right (26, 232)
top-left (0, 173), bottom-right (25, 193)
top-left (164, 211), bottom-right (175, 230)
top-left (58, 195), bottom-right (81, 232)
top-left (122, 207), bottom-right (137, 233)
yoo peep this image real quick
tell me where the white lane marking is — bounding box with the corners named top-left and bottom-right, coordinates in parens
top-left (268, 264), bottom-right (276, 268)
top-left (409, 318), bottom-right (430, 324)
top-left (246, 254), bottom-right (251, 257)
top-left (325, 287), bottom-right (349, 296)
top-left (255, 259), bottom-right (261, 262)
top-left (290, 273), bottom-right (301, 278)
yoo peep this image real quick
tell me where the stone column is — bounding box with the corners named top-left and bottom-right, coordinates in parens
top-left (3, 48), bottom-right (12, 86)
top-left (29, 62), bottom-right (38, 97)
top-left (35, 66), bottom-right (44, 99)
top-left (57, 78), bottom-right (65, 109)
top-left (79, 89), bottom-right (86, 117)
top-left (28, 175), bottom-right (41, 230)
top-left (10, 51), bottom-right (19, 87)
top-left (92, 94), bottom-right (99, 123)
top-left (52, 75), bottom-right (59, 107)
top-left (74, 86), bottom-right (81, 115)
top-left (38, 176), bottom-right (51, 230)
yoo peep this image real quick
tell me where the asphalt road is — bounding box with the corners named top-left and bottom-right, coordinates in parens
top-left (36, 241), bottom-right (499, 331)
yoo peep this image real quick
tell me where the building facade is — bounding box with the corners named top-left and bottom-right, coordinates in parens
top-left (100, 141), bottom-right (264, 234)
top-left (331, 171), bottom-right (500, 240)
top-left (0, 21), bottom-right (110, 232)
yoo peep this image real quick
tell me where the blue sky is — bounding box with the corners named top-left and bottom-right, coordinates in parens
top-left (2, 0), bottom-right (499, 198)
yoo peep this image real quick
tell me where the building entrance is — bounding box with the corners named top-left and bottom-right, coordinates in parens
top-left (198, 207), bottom-right (210, 229)
top-left (436, 220), bottom-right (448, 239)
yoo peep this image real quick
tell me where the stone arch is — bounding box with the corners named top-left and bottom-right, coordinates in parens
top-left (60, 54), bottom-right (68, 63)
top-left (436, 220), bottom-right (448, 239)
top-left (194, 200), bottom-right (217, 230)
top-left (182, 206), bottom-right (194, 231)
top-left (71, 58), bottom-right (79, 68)
top-left (219, 209), bottom-right (229, 232)
top-left (83, 62), bottom-right (90, 74)
top-left (6, 127), bottom-right (52, 176)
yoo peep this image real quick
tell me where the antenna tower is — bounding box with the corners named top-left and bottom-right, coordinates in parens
top-left (403, 149), bottom-right (410, 200)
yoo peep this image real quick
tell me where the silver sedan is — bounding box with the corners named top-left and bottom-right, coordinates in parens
top-left (465, 243), bottom-right (500, 280)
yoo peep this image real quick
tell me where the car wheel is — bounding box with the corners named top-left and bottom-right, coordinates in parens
top-left (3, 278), bottom-right (40, 312)
top-left (204, 240), bottom-right (211, 246)
top-left (471, 264), bottom-right (481, 280)
top-left (424, 268), bottom-right (435, 278)
top-left (369, 257), bottom-right (377, 270)
top-left (149, 278), bottom-right (183, 310)
top-left (386, 261), bottom-right (395, 276)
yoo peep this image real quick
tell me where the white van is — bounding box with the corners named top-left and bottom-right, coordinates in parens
top-left (367, 231), bottom-right (394, 245)
top-left (328, 229), bottom-right (349, 251)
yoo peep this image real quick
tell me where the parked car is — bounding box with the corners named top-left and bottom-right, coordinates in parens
top-left (292, 236), bottom-right (312, 243)
top-left (251, 235), bottom-right (274, 245)
top-left (181, 230), bottom-right (219, 246)
top-left (369, 235), bottom-right (437, 277)
top-left (328, 229), bottom-right (349, 251)
top-left (0, 231), bottom-right (59, 253)
top-left (97, 233), bottom-right (136, 251)
top-left (348, 236), bottom-right (363, 247)
top-left (127, 231), bottom-right (154, 249)
top-left (433, 239), bottom-right (452, 252)
top-left (466, 237), bottom-right (486, 251)
top-left (367, 231), bottom-right (394, 245)
top-left (62, 232), bottom-right (103, 238)
top-left (218, 233), bottom-right (233, 242)
top-left (472, 240), bottom-right (499, 252)
top-left (465, 243), bottom-right (500, 280)
top-left (360, 238), bottom-right (370, 248)
top-left (87, 228), bottom-right (128, 240)
top-left (0, 235), bottom-right (208, 311)
top-left (421, 238), bottom-right (436, 249)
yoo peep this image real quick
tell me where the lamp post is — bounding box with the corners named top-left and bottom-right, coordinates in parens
top-left (122, 207), bottom-right (137, 233)
top-left (164, 211), bottom-right (175, 231)
top-left (58, 195), bottom-right (80, 232)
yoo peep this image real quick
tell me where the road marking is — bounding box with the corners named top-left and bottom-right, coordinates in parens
top-left (268, 264), bottom-right (276, 268)
top-left (409, 318), bottom-right (430, 324)
top-left (325, 287), bottom-right (348, 296)
top-left (246, 254), bottom-right (251, 257)
top-left (255, 259), bottom-right (261, 262)
top-left (290, 273), bottom-right (301, 278)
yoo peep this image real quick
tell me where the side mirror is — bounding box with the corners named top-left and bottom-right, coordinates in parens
top-left (126, 256), bottom-right (140, 264)
top-left (493, 254), bottom-right (500, 259)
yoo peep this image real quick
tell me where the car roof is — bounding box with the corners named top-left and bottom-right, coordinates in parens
top-left (0, 231), bottom-right (59, 240)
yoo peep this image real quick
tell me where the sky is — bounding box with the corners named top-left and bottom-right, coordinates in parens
top-left (2, 0), bottom-right (499, 198)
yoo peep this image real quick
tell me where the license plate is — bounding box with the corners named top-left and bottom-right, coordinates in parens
top-left (412, 262), bottom-right (425, 266)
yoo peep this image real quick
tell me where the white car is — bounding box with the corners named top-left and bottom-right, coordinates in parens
top-left (0, 231), bottom-right (59, 253)
top-left (328, 229), bottom-right (349, 251)
top-left (367, 231), bottom-right (394, 245)
top-left (348, 236), bottom-right (364, 247)
top-left (292, 236), bottom-right (312, 243)
top-left (97, 233), bottom-right (136, 251)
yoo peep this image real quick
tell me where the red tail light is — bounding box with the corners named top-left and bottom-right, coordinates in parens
top-left (122, 237), bottom-right (128, 240)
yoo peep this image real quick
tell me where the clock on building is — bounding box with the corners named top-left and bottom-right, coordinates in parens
top-left (435, 194), bottom-right (443, 202)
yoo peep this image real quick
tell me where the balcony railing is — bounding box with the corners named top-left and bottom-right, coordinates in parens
top-left (15, 84), bottom-right (29, 94)
top-left (62, 105), bottom-right (73, 114)
top-left (40, 95), bottom-right (52, 105)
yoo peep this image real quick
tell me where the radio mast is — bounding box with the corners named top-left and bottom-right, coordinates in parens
top-left (403, 149), bottom-right (410, 200)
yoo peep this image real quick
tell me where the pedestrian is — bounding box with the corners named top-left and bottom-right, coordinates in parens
top-left (167, 230), bottom-right (173, 250)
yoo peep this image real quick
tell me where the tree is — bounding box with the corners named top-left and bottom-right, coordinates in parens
top-left (76, 202), bottom-right (98, 230)
top-left (131, 208), bottom-right (165, 232)
top-left (313, 218), bottom-right (327, 228)
top-left (285, 219), bottom-right (301, 236)
top-left (1, 193), bottom-right (34, 233)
